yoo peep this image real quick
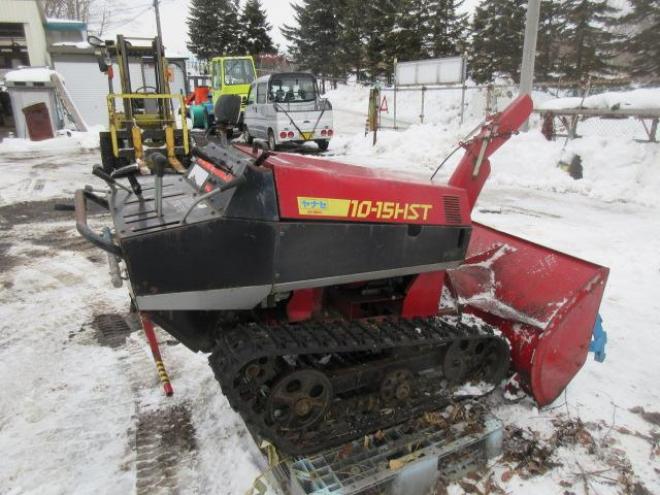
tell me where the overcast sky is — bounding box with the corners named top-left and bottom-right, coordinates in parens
top-left (107, 0), bottom-right (296, 57)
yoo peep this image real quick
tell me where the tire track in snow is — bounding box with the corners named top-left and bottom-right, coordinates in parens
top-left (135, 405), bottom-right (197, 495)
top-left (110, 313), bottom-right (200, 494)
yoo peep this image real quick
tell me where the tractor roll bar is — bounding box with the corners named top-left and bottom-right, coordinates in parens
top-left (74, 189), bottom-right (123, 258)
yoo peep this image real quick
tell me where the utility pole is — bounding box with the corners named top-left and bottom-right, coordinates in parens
top-left (519, 0), bottom-right (541, 131)
top-left (153, 0), bottom-right (164, 43)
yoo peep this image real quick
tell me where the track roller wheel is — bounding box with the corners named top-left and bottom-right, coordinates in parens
top-left (267, 369), bottom-right (332, 430)
top-left (380, 369), bottom-right (414, 403)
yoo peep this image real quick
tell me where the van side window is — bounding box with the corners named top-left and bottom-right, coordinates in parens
top-left (257, 83), bottom-right (267, 104)
top-left (247, 83), bottom-right (256, 105)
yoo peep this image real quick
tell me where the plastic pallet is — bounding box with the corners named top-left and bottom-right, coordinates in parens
top-left (267, 411), bottom-right (503, 495)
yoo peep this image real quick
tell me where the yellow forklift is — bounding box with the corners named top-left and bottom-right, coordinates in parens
top-left (88, 34), bottom-right (190, 175)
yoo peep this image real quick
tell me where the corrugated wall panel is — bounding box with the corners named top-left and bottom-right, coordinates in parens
top-left (51, 55), bottom-right (109, 127)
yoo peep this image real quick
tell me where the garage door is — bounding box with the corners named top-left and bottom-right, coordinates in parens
top-left (52, 54), bottom-right (110, 127)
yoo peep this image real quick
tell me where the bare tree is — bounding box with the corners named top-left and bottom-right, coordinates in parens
top-left (40, 0), bottom-right (137, 37)
top-left (41, 0), bottom-right (93, 22)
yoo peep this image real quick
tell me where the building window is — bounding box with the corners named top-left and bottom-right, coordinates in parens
top-left (0, 23), bottom-right (30, 69)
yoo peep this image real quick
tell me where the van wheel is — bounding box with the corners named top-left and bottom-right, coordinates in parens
top-left (316, 139), bottom-right (330, 152)
top-left (268, 130), bottom-right (277, 151)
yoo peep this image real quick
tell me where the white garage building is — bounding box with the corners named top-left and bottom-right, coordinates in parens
top-left (50, 44), bottom-right (189, 127)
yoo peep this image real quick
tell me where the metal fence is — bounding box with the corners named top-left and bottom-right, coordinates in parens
top-left (376, 83), bottom-right (518, 129)
top-left (372, 78), bottom-right (659, 143)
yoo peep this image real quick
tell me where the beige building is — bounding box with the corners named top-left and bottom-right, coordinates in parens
top-left (0, 0), bottom-right (50, 75)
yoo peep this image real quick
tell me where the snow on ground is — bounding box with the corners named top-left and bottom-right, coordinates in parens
top-left (1, 84), bottom-right (659, 494)
top-left (538, 87), bottom-right (660, 111)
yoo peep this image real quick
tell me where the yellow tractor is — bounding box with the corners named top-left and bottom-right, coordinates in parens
top-left (189, 55), bottom-right (256, 133)
top-left (89, 34), bottom-right (190, 174)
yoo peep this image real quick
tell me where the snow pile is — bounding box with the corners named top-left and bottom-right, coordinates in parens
top-left (491, 131), bottom-right (660, 207)
top-left (0, 128), bottom-right (101, 155)
top-left (538, 87), bottom-right (660, 111)
top-left (51, 41), bottom-right (93, 50)
top-left (45, 17), bottom-right (85, 24)
top-left (4, 67), bottom-right (58, 84)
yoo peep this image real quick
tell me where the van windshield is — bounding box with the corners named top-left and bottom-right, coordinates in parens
top-left (223, 59), bottom-right (255, 86)
top-left (269, 75), bottom-right (317, 103)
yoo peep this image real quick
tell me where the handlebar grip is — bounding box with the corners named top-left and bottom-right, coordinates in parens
top-left (151, 152), bottom-right (168, 178)
top-left (93, 165), bottom-right (115, 184)
top-left (74, 189), bottom-right (122, 258)
top-left (111, 163), bottom-right (140, 179)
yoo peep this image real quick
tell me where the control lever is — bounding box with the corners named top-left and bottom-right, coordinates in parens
top-left (111, 164), bottom-right (142, 195)
top-left (151, 153), bottom-right (168, 218)
top-left (92, 165), bottom-right (132, 193)
top-left (181, 174), bottom-right (247, 224)
top-left (254, 150), bottom-right (272, 167)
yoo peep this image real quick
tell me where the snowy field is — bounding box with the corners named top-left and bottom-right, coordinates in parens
top-left (0, 85), bottom-right (659, 494)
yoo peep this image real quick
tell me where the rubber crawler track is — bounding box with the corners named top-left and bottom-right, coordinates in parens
top-left (209, 316), bottom-right (510, 455)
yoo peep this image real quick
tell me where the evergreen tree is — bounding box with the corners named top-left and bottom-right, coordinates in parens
top-left (187, 0), bottom-right (241, 60)
top-left (337, 0), bottom-right (367, 80)
top-left (535, 0), bottom-right (564, 80)
top-left (239, 0), bottom-right (276, 55)
top-left (619, 0), bottom-right (660, 79)
top-left (468, 0), bottom-right (526, 83)
top-left (280, 0), bottom-right (503, 83)
top-left (560, 0), bottom-right (619, 79)
top-left (363, 0), bottom-right (401, 79)
top-left (281, 0), bottom-right (343, 85)
top-left (395, 0), bottom-right (428, 62)
top-left (426, 0), bottom-right (468, 57)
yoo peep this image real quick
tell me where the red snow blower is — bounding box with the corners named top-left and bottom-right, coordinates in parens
top-left (76, 94), bottom-right (608, 455)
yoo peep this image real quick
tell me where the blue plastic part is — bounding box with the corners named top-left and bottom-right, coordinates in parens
top-left (589, 314), bottom-right (607, 362)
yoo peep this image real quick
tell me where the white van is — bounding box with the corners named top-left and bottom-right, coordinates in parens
top-left (243, 72), bottom-right (334, 151)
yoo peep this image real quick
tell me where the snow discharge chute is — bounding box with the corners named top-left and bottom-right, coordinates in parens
top-left (445, 94), bottom-right (609, 405)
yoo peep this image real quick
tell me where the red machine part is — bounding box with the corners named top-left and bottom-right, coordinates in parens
top-left (446, 223), bottom-right (609, 406)
top-left (185, 86), bottom-right (210, 106)
top-left (448, 95), bottom-right (534, 212)
top-left (287, 288), bottom-right (324, 322)
top-left (140, 313), bottom-right (174, 397)
top-left (266, 153), bottom-right (471, 226)
top-left (401, 271), bottom-right (446, 318)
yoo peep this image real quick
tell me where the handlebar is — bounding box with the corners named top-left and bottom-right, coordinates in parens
top-left (74, 189), bottom-right (123, 258)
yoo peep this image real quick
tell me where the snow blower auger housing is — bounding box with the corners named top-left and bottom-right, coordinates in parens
top-left (75, 94), bottom-right (609, 455)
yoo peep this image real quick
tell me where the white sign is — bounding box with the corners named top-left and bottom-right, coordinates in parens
top-left (396, 56), bottom-right (465, 86)
top-left (188, 164), bottom-right (210, 188)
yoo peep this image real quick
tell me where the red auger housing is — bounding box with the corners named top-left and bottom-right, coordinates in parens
top-left (76, 94), bottom-right (608, 455)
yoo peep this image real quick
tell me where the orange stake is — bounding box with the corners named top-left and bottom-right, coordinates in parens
top-left (140, 313), bottom-right (174, 396)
